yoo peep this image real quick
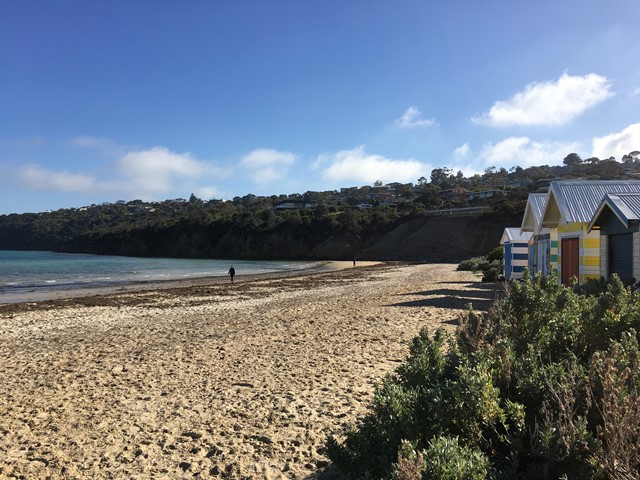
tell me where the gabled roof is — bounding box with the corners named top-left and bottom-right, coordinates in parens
top-left (540, 180), bottom-right (640, 228)
top-left (588, 193), bottom-right (640, 231)
top-left (500, 228), bottom-right (533, 244)
top-left (520, 193), bottom-right (547, 232)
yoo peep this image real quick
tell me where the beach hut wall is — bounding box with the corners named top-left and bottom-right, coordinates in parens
top-left (500, 228), bottom-right (533, 281)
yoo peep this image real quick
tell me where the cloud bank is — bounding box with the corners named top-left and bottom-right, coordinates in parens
top-left (592, 123), bottom-right (640, 160)
top-left (14, 146), bottom-right (227, 200)
top-left (240, 148), bottom-right (297, 185)
top-left (479, 137), bottom-right (581, 169)
top-left (473, 72), bottom-right (613, 127)
top-left (117, 147), bottom-right (215, 194)
top-left (17, 165), bottom-right (99, 193)
top-left (315, 146), bottom-right (429, 184)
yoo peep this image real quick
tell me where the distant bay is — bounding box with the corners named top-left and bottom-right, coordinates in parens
top-left (0, 251), bottom-right (318, 303)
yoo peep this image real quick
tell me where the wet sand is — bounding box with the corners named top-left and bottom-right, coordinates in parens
top-left (0, 262), bottom-right (497, 479)
top-left (0, 261), bottom-right (359, 305)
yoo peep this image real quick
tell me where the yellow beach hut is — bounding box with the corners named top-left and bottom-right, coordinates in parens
top-left (540, 180), bottom-right (640, 286)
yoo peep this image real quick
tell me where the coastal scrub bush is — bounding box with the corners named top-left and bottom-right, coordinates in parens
top-left (458, 245), bottom-right (503, 282)
top-left (326, 273), bottom-right (640, 479)
top-left (391, 437), bottom-right (490, 480)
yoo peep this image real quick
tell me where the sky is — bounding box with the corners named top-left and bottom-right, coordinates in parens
top-left (1, 1), bottom-right (640, 214)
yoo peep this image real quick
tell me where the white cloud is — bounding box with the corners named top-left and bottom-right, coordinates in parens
top-left (394, 106), bottom-right (437, 129)
top-left (479, 137), bottom-right (581, 169)
top-left (453, 143), bottom-right (470, 158)
top-left (473, 72), bottom-right (613, 127)
top-left (17, 165), bottom-right (98, 193)
top-left (13, 146), bottom-right (227, 200)
top-left (315, 146), bottom-right (429, 184)
top-left (116, 146), bottom-right (218, 194)
top-left (592, 123), bottom-right (640, 159)
top-left (193, 186), bottom-right (222, 199)
top-left (240, 148), bottom-right (297, 184)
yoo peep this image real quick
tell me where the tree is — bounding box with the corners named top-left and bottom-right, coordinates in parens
top-left (563, 153), bottom-right (582, 166)
top-left (430, 167), bottom-right (454, 185)
top-left (374, 180), bottom-right (383, 187)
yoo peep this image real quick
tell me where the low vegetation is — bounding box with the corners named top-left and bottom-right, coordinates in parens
top-left (457, 245), bottom-right (504, 282)
top-left (326, 272), bottom-right (640, 479)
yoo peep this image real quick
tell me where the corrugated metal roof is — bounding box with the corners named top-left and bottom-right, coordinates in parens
top-left (588, 192), bottom-right (640, 231)
top-left (530, 193), bottom-right (547, 225)
top-left (611, 193), bottom-right (640, 220)
top-left (521, 193), bottom-right (548, 232)
top-left (550, 180), bottom-right (640, 224)
top-left (501, 227), bottom-right (533, 244)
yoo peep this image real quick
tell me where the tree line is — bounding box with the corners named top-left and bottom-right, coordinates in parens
top-left (1, 153), bottom-right (638, 258)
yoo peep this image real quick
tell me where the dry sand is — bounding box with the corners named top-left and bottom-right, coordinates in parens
top-left (0, 262), bottom-right (498, 479)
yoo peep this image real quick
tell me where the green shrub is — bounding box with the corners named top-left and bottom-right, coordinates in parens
top-left (391, 437), bottom-right (490, 480)
top-left (421, 436), bottom-right (490, 480)
top-left (457, 256), bottom-right (486, 272)
top-left (458, 245), bottom-right (504, 282)
top-left (327, 273), bottom-right (640, 479)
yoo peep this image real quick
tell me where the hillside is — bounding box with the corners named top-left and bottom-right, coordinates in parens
top-left (3, 154), bottom-right (638, 261)
top-left (45, 213), bottom-right (515, 262)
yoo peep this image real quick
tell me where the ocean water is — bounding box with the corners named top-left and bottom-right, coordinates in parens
top-left (0, 251), bottom-right (318, 303)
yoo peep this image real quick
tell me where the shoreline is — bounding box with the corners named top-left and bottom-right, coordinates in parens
top-left (0, 260), bottom-right (380, 306)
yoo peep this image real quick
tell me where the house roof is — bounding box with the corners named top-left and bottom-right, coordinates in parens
top-left (588, 193), bottom-right (640, 231)
top-left (540, 180), bottom-right (640, 228)
top-left (500, 228), bottom-right (533, 244)
top-left (520, 193), bottom-right (547, 232)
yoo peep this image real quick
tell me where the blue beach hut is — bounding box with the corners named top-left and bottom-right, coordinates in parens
top-left (500, 228), bottom-right (533, 281)
top-left (521, 193), bottom-right (551, 277)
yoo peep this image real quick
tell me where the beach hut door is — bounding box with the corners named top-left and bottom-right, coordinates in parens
top-left (561, 237), bottom-right (579, 286)
top-left (608, 233), bottom-right (633, 281)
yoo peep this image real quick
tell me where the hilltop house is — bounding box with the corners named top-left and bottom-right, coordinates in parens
top-left (588, 192), bottom-right (640, 282)
top-left (520, 193), bottom-right (551, 276)
top-left (467, 189), bottom-right (503, 201)
top-left (500, 228), bottom-right (533, 281)
top-left (273, 200), bottom-right (316, 211)
top-left (540, 180), bottom-right (640, 285)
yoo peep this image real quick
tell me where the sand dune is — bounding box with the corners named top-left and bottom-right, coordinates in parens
top-left (0, 262), bottom-right (496, 479)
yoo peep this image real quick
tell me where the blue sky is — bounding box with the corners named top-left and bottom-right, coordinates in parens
top-left (1, 1), bottom-right (639, 214)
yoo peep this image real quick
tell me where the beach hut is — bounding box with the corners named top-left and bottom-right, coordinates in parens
top-left (500, 228), bottom-right (533, 281)
top-left (588, 192), bottom-right (640, 282)
top-left (540, 180), bottom-right (640, 286)
top-left (520, 193), bottom-right (551, 277)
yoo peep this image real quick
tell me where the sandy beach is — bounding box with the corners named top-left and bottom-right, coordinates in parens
top-left (0, 262), bottom-right (497, 479)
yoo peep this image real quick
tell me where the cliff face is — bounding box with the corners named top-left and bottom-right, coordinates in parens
top-left (58, 214), bottom-right (516, 261)
top-left (356, 215), bottom-right (513, 261)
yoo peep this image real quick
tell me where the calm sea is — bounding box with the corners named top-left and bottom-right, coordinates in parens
top-left (0, 251), bottom-right (318, 303)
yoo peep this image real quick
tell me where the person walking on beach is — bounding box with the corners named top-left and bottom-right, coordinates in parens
top-left (228, 265), bottom-right (235, 282)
